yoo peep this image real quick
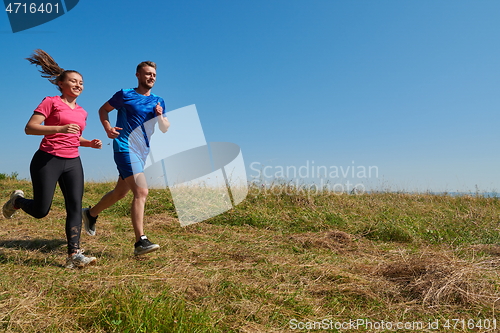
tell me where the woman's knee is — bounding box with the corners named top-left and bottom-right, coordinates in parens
top-left (32, 209), bottom-right (50, 219)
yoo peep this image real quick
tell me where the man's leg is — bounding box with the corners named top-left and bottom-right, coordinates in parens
top-left (88, 177), bottom-right (130, 217)
top-left (123, 173), bottom-right (148, 242)
top-left (123, 173), bottom-right (159, 255)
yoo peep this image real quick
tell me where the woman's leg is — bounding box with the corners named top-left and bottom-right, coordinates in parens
top-left (16, 150), bottom-right (60, 218)
top-left (58, 156), bottom-right (84, 255)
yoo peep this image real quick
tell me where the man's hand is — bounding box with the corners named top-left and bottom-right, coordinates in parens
top-left (105, 126), bottom-right (122, 139)
top-left (155, 102), bottom-right (163, 116)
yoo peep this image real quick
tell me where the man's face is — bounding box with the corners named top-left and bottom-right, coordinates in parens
top-left (136, 65), bottom-right (156, 89)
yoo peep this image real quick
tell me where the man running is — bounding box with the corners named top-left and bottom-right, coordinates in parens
top-left (83, 61), bottom-right (170, 255)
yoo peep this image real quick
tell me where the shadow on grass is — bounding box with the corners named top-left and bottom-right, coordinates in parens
top-left (0, 238), bottom-right (66, 253)
top-left (0, 239), bottom-right (67, 268)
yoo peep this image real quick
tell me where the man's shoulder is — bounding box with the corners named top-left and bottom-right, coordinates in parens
top-left (121, 88), bottom-right (136, 95)
top-left (150, 92), bottom-right (164, 100)
top-left (111, 88), bottom-right (137, 101)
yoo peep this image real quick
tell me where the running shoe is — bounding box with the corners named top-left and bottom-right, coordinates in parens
top-left (2, 190), bottom-right (24, 219)
top-left (82, 207), bottom-right (97, 236)
top-left (65, 249), bottom-right (97, 269)
top-left (134, 235), bottom-right (160, 255)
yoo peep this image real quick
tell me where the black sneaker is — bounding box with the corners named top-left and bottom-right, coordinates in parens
top-left (134, 235), bottom-right (160, 255)
top-left (82, 207), bottom-right (97, 236)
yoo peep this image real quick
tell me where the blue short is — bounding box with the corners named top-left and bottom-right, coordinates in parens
top-left (114, 151), bottom-right (147, 179)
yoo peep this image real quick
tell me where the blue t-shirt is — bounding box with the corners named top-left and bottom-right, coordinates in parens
top-left (108, 88), bottom-right (166, 154)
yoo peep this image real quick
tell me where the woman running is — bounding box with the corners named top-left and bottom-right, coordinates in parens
top-left (2, 49), bottom-right (102, 269)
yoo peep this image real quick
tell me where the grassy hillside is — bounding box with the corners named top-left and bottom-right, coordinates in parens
top-left (1, 179), bottom-right (500, 332)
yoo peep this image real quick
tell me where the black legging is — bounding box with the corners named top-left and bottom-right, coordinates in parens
top-left (16, 150), bottom-right (84, 255)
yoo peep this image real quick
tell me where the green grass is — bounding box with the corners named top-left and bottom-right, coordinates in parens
top-left (1, 179), bottom-right (500, 332)
top-left (85, 285), bottom-right (220, 333)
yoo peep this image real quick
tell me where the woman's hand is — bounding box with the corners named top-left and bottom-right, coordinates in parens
top-left (79, 137), bottom-right (102, 149)
top-left (90, 139), bottom-right (102, 149)
top-left (59, 124), bottom-right (81, 134)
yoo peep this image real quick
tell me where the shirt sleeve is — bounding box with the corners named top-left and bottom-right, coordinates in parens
top-left (108, 90), bottom-right (124, 109)
top-left (33, 96), bottom-right (54, 118)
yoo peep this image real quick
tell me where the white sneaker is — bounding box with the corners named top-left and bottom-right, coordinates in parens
top-left (65, 249), bottom-right (97, 269)
top-left (2, 190), bottom-right (24, 219)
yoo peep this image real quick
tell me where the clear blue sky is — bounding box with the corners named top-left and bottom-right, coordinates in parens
top-left (0, 0), bottom-right (499, 193)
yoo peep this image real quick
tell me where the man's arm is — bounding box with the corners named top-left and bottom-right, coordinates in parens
top-left (99, 102), bottom-right (122, 139)
top-left (155, 103), bottom-right (170, 133)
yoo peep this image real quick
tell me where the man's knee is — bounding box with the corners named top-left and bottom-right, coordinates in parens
top-left (133, 187), bottom-right (148, 199)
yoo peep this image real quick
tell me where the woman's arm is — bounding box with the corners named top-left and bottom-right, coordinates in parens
top-left (25, 112), bottom-right (80, 135)
top-left (79, 137), bottom-right (102, 149)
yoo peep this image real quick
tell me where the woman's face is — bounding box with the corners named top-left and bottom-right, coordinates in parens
top-left (58, 72), bottom-right (84, 98)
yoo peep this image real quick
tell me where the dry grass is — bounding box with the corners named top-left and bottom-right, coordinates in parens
top-left (376, 251), bottom-right (500, 307)
top-left (1, 180), bottom-right (500, 332)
